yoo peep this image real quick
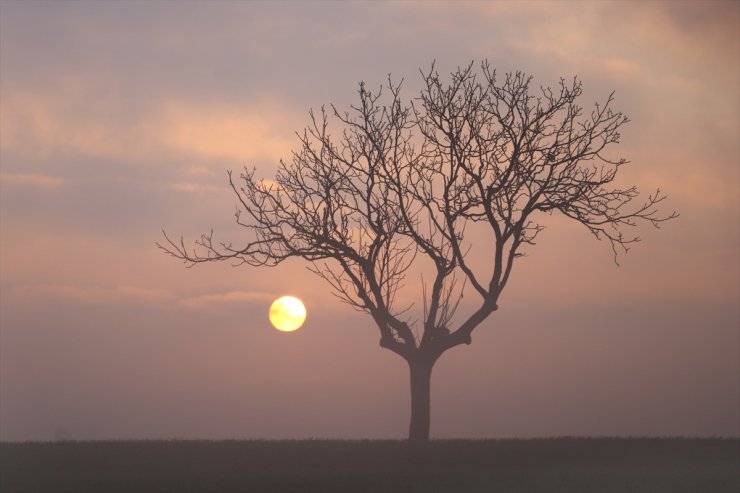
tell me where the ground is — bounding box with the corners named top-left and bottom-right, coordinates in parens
top-left (1, 438), bottom-right (737, 492)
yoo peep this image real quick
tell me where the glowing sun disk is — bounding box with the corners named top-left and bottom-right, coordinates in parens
top-left (269, 296), bottom-right (306, 332)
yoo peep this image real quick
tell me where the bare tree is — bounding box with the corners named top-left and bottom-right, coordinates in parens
top-left (159, 62), bottom-right (676, 442)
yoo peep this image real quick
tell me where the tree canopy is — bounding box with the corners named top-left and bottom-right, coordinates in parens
top-left (162, 62), bottom-right (673, 358)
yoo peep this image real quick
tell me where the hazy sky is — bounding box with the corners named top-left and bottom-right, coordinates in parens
top-left (1, 1), bottom-right (738, 441)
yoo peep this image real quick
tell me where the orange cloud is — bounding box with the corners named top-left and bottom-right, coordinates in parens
top-left (0, 92), bottom-right (301, 166)
top-left (601, 57), bottom-right (640, 78)
top-left (158, 103), bottom-right (297, 163)
top-left (184, 165), bottom-right (216, 177)
top-left (170, 182), bottom-right (225, 194)
top-left (6, 283), bottom-right (174, 305)
top-left (0, 172), bottom-right (64, 189)
top-left (180, 290), bottom-right (276, 309)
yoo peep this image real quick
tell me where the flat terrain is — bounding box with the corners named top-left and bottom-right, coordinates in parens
top-left (1, 438), bottom-right (737, 492)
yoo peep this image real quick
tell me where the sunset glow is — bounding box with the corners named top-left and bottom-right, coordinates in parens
top-left (0, 1), bottom-right (737, 442)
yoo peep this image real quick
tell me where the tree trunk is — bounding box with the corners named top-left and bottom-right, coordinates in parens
top-left (408, 357), bottom-right (434, 442)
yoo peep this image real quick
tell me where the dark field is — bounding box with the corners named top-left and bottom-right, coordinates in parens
top-left (1, 438), bottom-right (737, 493)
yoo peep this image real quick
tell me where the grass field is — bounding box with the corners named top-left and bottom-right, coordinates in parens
top-left (1, 438), bottom-right (737, 492)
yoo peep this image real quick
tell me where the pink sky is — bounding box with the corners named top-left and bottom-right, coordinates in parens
top-left (1, 1), bottom-right (738, 440)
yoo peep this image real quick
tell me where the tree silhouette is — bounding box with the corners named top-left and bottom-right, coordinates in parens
top-left (159, 61), bottom-right (676, 441)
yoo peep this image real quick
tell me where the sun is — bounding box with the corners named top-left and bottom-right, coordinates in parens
top-left (269, 296), bottom-right (307, 332)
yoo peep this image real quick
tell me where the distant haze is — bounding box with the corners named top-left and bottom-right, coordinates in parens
top-left (1, 1), bottom-right (738, 441)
